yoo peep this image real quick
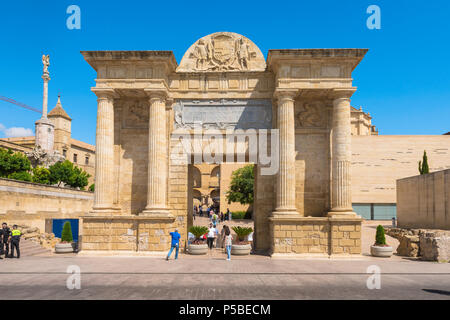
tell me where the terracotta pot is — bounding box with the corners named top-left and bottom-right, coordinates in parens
top-left (370, 245), bottom-right (393, 257)
top-left (55, 242), bottom-right (74, 254)
top-left (188, 244), bottom-right (208, 255)
top-left (231, 244), bottom-right (251, 255)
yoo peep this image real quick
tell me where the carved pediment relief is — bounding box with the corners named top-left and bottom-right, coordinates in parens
top-left (177, 32), bottom-right (266, 72)
top-left (295, 101), bottom-right (327, 128)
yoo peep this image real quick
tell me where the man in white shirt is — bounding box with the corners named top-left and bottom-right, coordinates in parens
top-left (207, 223), bottom-right (216, 251)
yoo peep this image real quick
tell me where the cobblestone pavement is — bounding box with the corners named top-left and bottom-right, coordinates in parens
top-left (0, 254), bottom-right (449, 300)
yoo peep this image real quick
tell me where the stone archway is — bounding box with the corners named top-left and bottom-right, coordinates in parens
top-left (80, 32), bottom-right (367, 257)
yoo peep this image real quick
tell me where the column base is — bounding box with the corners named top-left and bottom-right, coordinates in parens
top-left (140, 208), bottom-right (174, 218)
top-left (327, 210), bottom-right (357, 218)
top-left (271, 209), bottom-right (301, 218)
top-left (88, 206), bottom-right (121, 216)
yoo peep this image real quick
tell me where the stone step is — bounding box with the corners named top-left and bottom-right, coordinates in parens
top-left (5, 239), bottom-right (53, 257)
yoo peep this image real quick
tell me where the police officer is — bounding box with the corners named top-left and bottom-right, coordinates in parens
top-left (1, 223), bottom-right (10, 259)
top-left (10, 225), bottom-right (21, 259)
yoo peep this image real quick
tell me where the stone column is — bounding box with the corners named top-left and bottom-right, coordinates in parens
top-left (142, 92), bottom-right (172, 217)
top-left (328, 90), bottom-right (355, 216)
top-left (272, 91), bottom-right (299, 216)
top-left (42, 74), bottom-right (49, 118)
top-left (35, 64), bottom-right (55, 153)
top-left (91, 89), bottom-right (118, 214)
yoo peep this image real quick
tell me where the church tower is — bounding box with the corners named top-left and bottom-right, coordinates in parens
top-left (48, 95), bottom-right (72, 158)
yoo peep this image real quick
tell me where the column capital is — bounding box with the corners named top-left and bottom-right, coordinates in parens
top-left (330, 88), bottom-right (356, 100)
top-left (274, 89), bottom-right (297, 102)
top-left (91, 88), bottom-right (119, 100)
top-left (144, 89), bottom-right (170, 101)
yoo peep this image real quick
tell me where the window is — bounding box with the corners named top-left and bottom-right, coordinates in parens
top-left (85, 156), bottom-right (89, 165)
top-left (73, 154), bottom-right (78, 163)
top-left (63, 149), bottom-right (67, 158)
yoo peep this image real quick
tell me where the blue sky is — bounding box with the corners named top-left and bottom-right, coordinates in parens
top-left (0, 0), bottom-right (449, 145)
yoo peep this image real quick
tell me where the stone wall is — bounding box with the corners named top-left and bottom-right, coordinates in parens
top-left (397, 169), bottom-right (450, 230)
top-left (0, 178), bottom-right (93, 231)
top-left (81, 217), bottom-right (174, 252)
top-left (270, 216), bottom-right (362, 257)
top-left (352, 135), bottom-right (450, 204)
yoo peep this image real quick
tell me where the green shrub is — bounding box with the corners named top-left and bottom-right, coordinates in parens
top-left (61, 221), bottom-right (73, 243)
top-left (231, 211), bottom-right (246, 219)
top-left (88, 183), bottom-right (95, 192)
top-left (375, 225), bottom-right (386, 246)
top-left (231, 226), bottom-right (253, 242)
top-left (8, 171), bottom-right (32, 182)
top-left (188, 226), bottom-right (208, 243)
top-left (32, 166), bottom-right (51, 184)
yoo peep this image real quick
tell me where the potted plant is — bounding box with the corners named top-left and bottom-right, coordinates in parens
top-left (187, 226), bottom-right (208, 255)
top-left (370, 225), bottom-right (393, 257)
top-left (55, 221), bottom-right (75, 253)
top-left (231, 226), bottom-right (253, 255)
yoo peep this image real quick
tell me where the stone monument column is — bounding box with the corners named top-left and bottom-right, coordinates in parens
top-left (142, 91), bottom-right (172, 217)
top-left (91, 89), bottom-right (118, 214)
top-left (35, 54), bottom-right (55, 153)
top-left (272, 90), bottom-right (299, 216)
top-left (328, 89), bottom-right (356, 216)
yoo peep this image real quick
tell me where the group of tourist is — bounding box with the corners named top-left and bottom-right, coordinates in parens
top-left (166, 223), bottom-right (253, 261)
top-left (0, 222), bottom-right (21, 259)
top-left (193, 205), bottom-right (233, 224)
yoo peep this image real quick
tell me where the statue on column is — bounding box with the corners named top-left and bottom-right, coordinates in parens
top-left (42, 55), bottom-right (50, 75)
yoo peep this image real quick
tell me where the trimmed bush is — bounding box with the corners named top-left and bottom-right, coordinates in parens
top-left (61, 221), bottom-right (73, 243)
top-left (188, 226), bottom-right (208, 244)
top-left (232, 226), bottom-right (253, 243)
top-left (375, 225), bottom-right (386, 246)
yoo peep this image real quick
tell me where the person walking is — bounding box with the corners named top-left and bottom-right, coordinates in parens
top-left (217, 225), bottom-right (227, 249)
top-left (199, 206), bottom-right (203, 217)
top-left (212, 212), bottom-right (218, 227)
top-left (166, 228), bottom-right (181, 261)
top-left (226, 208), bottom-right (231, 221)
top-left (206, 223), bottom-right (216, 252)
top-left (247, 231), bottom-right (254, 254)
top-left (9, 225), bottom-right (21, 259)
top-left (225, 227), bottom-right (233, 261)
top-left (1, 223), bottom-right (11, 259)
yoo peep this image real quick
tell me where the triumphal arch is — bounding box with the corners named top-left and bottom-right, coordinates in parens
top-left (80, 32), bottom-right (367, 257)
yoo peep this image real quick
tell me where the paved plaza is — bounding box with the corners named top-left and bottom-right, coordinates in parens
top-left (1, 252), bottom-right (449, 300)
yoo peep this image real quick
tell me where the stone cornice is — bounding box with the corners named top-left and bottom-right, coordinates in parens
top-left (81, 50), bottom-right (177, 72)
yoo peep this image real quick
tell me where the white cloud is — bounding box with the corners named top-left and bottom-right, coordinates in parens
top-left (0, 123), bottom-right (33, 138)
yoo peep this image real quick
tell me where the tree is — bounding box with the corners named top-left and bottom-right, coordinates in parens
top-left (67, 166), bottom-right (90, 190)
top-left (418, 150), bottom-right (430, 175)
top-left (0, 148), bottom-right (31, 178)
top-left (225, 164), bottom-right (254, 205)
top-left (61, 221), bottom-right (73, 243)
top-left (32, 166), bottom-right (52, 184)
top-left (48, 160), bottom-right (91, 189)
